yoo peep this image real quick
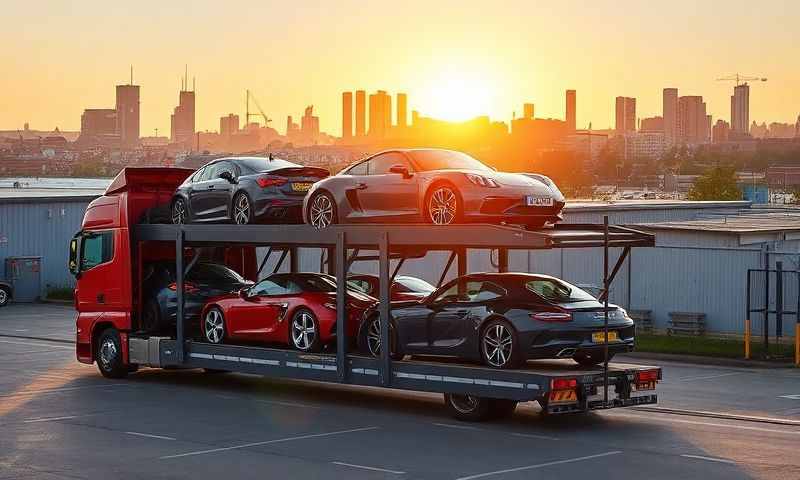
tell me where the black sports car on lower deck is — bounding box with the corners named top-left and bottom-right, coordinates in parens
top-left (140, 261), bottom-right (252, 333)
top-left (357, 272), bottom-right (634, 369)
top-left (303, 148), bottom-right (565, 229)
top-left (171, 156), bottom-right (328, 225)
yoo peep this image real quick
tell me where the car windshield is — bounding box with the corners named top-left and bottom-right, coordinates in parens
top-left (407, 150), bottom-right (491, 172)
top-left (396, 276), bottom-right (436, 293)
top-left (236, 157), bottom-right (299, 173)
top-left (525, 277), bottom-right (596, 303)
top-left (187, 264), bottom-right (247, 284)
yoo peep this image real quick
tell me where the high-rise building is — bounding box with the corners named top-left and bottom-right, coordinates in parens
top-left (565, 90), bottom-right (576, 132)
top-left (287, 116), bottom-right (299, 136)
top-left (220, 114), bottom-right (239, 138)
top-left (368, 90), bottom-right (391, 138)
top-left (640, 116), bottom-right (664, 132)
top-left (115, 84), bottom-right (140, 147)
top-left (396, 93), bottom-right (407, 128)
top-left (712, 119), bottom-right (730, 143)
top-left (342, 92), bottom-right (353, 139)
top-left (355, 90), bottom-right (366, 137)
top-left (170, 88), bottom-right (195, 145)
top-left (615, 97), bottom-right (636, 134)
top-left (677, 96), bottom-right (708, 144)
top-left (731, 83), bottom-right (750, 134)
top-left (300, 105), bottom-right (320, 142)
top-left (663, 88), bottom-right (678, 144)
top-left (80, 109), bottom-right (117, 138)
top-left (523, 103), bottom-right (535, 119)
top-left (796, 115), bottom-right (800, 137)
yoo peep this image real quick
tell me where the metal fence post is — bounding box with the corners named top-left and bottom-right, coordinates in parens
top-left (175, 227), bottom-right (184, 363)
top-left (776, 262), bottom-right (784, 339)
top-left (379, 232), bottom-right (391, 386)
top-left (745, 270), bottom-right (751, 360)
top-left (603, 216), bottom-right (610, 406)
top-left (335, 232), bottom-right (347, 382)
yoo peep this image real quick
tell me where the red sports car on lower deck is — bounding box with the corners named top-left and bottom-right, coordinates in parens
top-left (200, 272), bottom-right (376, 352)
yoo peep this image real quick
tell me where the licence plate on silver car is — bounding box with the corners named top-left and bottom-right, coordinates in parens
top-left (526, 195), bottom-right (553, 207)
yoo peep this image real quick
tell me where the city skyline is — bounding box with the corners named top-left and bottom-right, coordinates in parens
top-left (1, 0), bottom-right (798, 135)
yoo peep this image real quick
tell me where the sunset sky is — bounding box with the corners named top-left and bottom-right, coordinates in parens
top-left (1, 0), bottom-right (798, 136)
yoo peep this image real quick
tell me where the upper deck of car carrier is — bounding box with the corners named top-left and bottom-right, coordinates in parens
top-left (129, 221), bottom-right (661, 416)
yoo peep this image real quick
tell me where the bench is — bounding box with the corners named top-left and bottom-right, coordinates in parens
top-left (629, 309), bottom-right (653, 333)
top-left (667, 312), bottom-right (706, 336)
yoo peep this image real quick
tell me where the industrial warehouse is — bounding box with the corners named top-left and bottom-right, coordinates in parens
top-left (1, 177), bottom-right (796, 343)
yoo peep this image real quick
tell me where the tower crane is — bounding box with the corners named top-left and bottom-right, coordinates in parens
top-left (716, 74), bottom-right (767, 86)
top-left (245, 90), bottom-right (272, 127)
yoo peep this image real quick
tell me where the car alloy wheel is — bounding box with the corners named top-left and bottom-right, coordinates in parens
top-left (0, 288), bottom-right (8, 307)
top-left (291, 311), bottom-right (317, 351)
top-left (366, 316), bottom-right (383, 356)
top-left (204, 309), bottom-right (225, 344)
top-left (428, 186), bottom-right (458, 225)
top-left (171, 199), bottom-right (187, 224)
top-left (482, 323), bottom-right (514, 368)
top-left (309, 193), bottom-right (334, 228)
top-left (233, 194), bottom-right (251, 225)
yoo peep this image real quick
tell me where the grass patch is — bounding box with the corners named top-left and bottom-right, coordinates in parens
top-left (46, 287), bottom-right (74, 301)
top-left (636, 333), bottom-right (794, 360)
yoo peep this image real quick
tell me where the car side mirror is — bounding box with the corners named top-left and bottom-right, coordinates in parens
top-left (219, 171), bottom-right (236, 183)
top-left (239, 287), bottom-right (251, 299)
top-left (389, 164), bottom-right (412, 179)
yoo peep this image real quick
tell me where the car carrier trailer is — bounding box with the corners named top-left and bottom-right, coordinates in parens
top-left (113, 220), bottom-right (660, 420)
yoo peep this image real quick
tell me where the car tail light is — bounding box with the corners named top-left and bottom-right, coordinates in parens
top-left (636, 369), bottom-right (659, 383)
top-left (551, 378), bottom-right (577, 390)
top-left (168, 282), bottom-right (200, 294)
top-left (465, 173), bottom-right (499, 188)
top-left (256, 175), bottom-right (288, 188)
top-left (531, 312), bottom-right (573, 322)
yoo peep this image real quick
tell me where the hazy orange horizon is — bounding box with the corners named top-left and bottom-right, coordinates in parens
top-left (1, 0), bottom-right (798, 136)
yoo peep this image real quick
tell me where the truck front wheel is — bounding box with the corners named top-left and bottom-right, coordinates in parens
top-left (96, 328), bottom-right (128, 379)
top-left (444, 393), bottom-right (492, 422)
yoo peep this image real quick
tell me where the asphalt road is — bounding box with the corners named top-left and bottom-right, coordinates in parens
top-left (1, 304), bottom-right (799, 479)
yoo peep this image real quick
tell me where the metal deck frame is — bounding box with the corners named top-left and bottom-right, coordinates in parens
top-left (134, 221), bottom-right (657, 410)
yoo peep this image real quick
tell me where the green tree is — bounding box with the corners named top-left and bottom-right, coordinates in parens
top-left (687, 166), bottom-right (741, 201)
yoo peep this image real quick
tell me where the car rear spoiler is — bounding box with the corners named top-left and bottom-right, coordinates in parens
top-left (264, 166), bottom-right (330, 179)
top-left (105, 167), bottom-right (195, 195)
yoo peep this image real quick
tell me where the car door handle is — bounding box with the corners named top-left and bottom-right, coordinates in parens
top-left (355, 183), bottom-right (368, 190)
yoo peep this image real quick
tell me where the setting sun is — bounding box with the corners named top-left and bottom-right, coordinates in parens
top-left (417, 66), bottom-right (497, 122)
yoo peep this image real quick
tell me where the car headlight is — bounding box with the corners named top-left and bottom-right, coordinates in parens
top-left (465, 173), bottom-right (499, 188)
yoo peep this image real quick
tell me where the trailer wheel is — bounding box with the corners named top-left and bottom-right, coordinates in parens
top-left (96, 328), bottom-right (128, 379)
top-left (444, 393), bottom-right (492, 422)
top-left (489, 399), bottom-right (518, 419)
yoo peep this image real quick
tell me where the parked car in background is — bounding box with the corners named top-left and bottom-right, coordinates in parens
top-left (200, 272), bottom-right (376, 352)
top-left (347, 273), bottom-right (436, 301)
top-left (304, 148), bottom-right (565, 229)
top-left (0, 280), bottom-right (12, 307)
top-left (358, 272), bottom-right (634, 369)
top-left (171, 156), bottom-right (329, 225)
top-left (141, 262), bottom-right (252, 333)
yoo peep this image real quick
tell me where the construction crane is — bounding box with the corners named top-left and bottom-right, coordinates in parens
top-left (245, 90), bottom-right (272, 127)
top-left (716, 73), bottom-right (767, 86)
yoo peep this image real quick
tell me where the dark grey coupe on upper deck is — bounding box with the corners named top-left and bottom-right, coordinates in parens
top-left (302, 149), bottom-right (565, 229)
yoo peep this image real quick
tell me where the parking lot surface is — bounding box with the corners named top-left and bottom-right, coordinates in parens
top-left (2, 304), bottom-right (799, 479)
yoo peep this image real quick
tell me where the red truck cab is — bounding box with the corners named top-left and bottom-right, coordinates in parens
top-left (70, 167), bottom-right (194, 374)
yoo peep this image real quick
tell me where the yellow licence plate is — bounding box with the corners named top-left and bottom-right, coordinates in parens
top-left (291, 182), bottom-right (313, 192)
top-left (592, 331), bottom-right (618, 343)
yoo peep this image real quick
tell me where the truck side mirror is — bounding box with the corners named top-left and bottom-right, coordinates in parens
top-left (68, 235), bottom-right (82, 279)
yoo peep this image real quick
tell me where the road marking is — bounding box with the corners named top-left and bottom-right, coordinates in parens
top-left (13, 329), bottom-right (29, 332)
top-left (455, 451), bottom-right (623, 480)
top-left (632, 406), bottom-right (800, 426)
top-left (432, 422), bottom-right (481, 431)
top-left (214, 394), bottom-right (321, 409)
top-left (681, 454), bottom-right (736, 465)
top-left (0, 339), bottom-right (74, 350)
top-left (779, 394), bottom-right (800, 400)
top-left (511, 432), bottom-right (560, 441)
top-left (622, 412), bottom-right (800, 436)
top-left (677, 372), bottom-right (743, 382)
top-left (24, 415), bottom-right (78, 423)
top-left (125, 431), bottom-right (177, 441)
top-left (160, 426), bottom-right (379, 459)
top-left (0, 384), bottom-right (129, 398)
top-left (332, 462), bottom-right (406, 475)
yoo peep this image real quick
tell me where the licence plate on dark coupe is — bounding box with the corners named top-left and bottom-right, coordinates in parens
top-left (292, 182), bottom-right (313, 192)
top-left (526, 195), bottom-right (553, 207)
top-left (592, 331), bottom-right (618, 343)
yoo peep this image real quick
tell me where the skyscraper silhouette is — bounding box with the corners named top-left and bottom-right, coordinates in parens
top-left (116, 84), bottom-right (140, 147)
top-left (663, 88), bottom-right (678, 144)
top-left (731, 83), bottom-right (750, 134)
top-left (397, 93), bottom-right (407, 128)
top-left (342, 91), bottom-right (353, 139)
top-left (355, 90), bottom-right (366, 137)
top-left (615, 96), bottom-right (636, 134)
top-left (565, 90), bottom-right (576, 132)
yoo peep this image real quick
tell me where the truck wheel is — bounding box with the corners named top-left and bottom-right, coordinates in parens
top-left (0, 286), bottom-right (10, 307)
top-left (489, 399), bottom-right (518, 419)
top-left (444, 393), bottom-right (492, 422)
top-left (96, 329), bottom-right (128, 379)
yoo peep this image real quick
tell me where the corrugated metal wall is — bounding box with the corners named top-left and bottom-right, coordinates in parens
top-left (0, 199), bottom-right (91, 297)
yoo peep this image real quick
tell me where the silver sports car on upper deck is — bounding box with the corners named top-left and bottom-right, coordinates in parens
top-left (302, 148), bottom-right (565, 229)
